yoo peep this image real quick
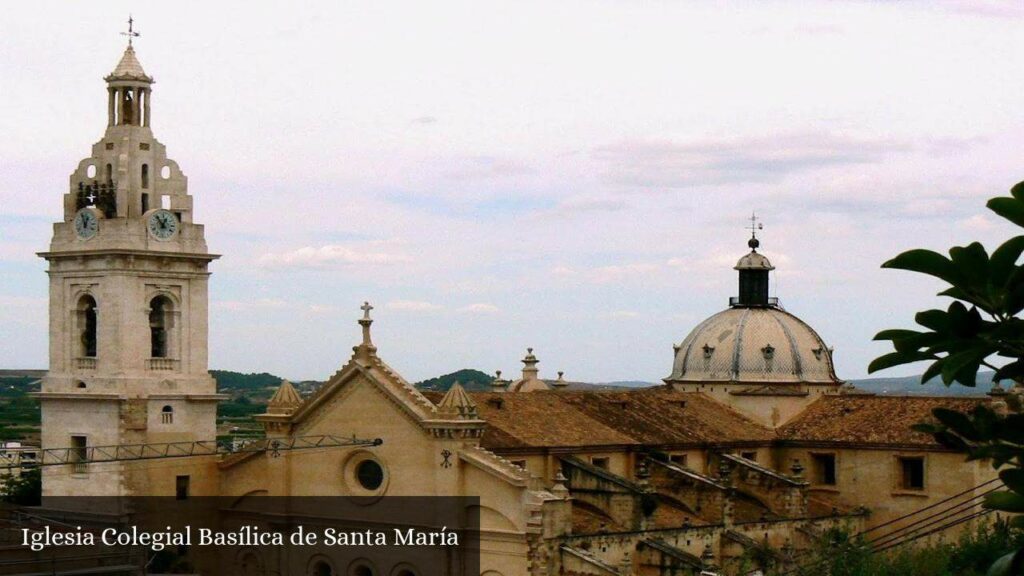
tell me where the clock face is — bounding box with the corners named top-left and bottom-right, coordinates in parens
top-left (73, 209), bottom-right (99, 239)
top-left (148, 210), bottom-right (179, 240)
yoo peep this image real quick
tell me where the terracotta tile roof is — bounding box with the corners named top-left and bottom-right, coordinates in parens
top-left (470, 391), bottom-right (638, 448)
top-left (778, 395), bottom-right (988, 447)
top-left (439, 387), bottom-right (772, 450)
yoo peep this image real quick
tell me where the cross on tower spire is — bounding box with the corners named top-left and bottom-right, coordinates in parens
top-left (121, 15), bottom-right (140, 47)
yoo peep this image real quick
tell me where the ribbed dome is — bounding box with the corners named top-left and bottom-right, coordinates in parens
top-left (667, 307), bottom-right (838, 384)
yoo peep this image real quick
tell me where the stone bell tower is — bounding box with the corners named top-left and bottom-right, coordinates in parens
top-left (36, 32), bottom-right (223, 497)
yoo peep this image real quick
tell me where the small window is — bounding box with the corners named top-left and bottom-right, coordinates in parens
top-left (161, 405), bottom-right (174, 424)
top-left (741, 451), bottom-right (757, 462)
top-left (591, 457), bottom-right (609, 469)
top-left (356, 459), bottom-right (384, 491)
top-left (811, 453), bottom-right (837, 486)
top-left (141, 193), bottom-right (149, 213)
top-left (312, 560), bottom-right (334, 576)
top-left (141, 164), bottom-right (149, 189)
top-left (899, 457), bottom-right (925, 490)
top-left (669, 454), bottom-right (688, 467)
top-left (175, 475), bottom-right (190, 500)
top-left (510, 460), bottom-right (526, 470)
top-left (71, 435), bottom-right (87, 473)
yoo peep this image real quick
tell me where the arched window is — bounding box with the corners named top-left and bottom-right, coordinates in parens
top-left (161, 405), bottom-right (174, 424)
top-left (141, 164), bottom-right (149, 189)
top-left (149, 296), bottom-right (172, 358)
top-left (351, 566), bottom-right (373, 576)
top-left (312, 561), bottom-right (334, 576)
top-left (79, 295), bottom-right (98, 358)
top-left (237, 551), bottom-right (263, 576)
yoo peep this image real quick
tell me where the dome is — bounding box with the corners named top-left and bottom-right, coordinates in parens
top-left (735, 251), bottom-right (774, 271)
top-left (667, 307), bottom-right (838, 384)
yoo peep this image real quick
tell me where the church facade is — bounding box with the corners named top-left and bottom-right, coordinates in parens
top-left (34, 44), bottom-right (998, 576)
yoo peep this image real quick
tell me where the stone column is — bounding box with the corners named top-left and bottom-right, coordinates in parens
top-left (143, 89), bottom-right (151, 127)
top-left (115, 88), bottom-right (123, 125)
top-left (134, 88), bottom-right (142, 126)
top-left (107, 87), bottom-right (115, 126)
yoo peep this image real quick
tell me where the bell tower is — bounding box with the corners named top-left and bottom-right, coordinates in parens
top-left (36, 28), bottom-right (223, 497)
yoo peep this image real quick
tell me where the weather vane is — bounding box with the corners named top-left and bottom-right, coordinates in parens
top-left (747, 212), bottom-right (763, 239)
top-left (747, 212), bottom-right (764, 250)
top-left (121, 15), bottom-right (140, 47)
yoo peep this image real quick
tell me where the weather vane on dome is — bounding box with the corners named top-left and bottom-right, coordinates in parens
top-left (121, 15), bottom-right (140, 47)
top-left (747, 212), bottom-right (763, 250)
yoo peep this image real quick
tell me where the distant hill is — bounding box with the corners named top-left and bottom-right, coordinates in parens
top-left (849, 371), bottom-right (999, 396)
top-left (210, 370), bottom-right (283, 391)
top-left (417, 369), bottom-right (495, 392)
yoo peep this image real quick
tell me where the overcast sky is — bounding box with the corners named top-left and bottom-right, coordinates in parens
top-left (2, 1), bottom-right (1023, 384)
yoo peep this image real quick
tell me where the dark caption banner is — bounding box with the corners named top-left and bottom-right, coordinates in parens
top-left (0, 497), bottom-right (480, 575)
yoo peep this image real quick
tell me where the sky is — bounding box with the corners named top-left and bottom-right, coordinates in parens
top-left (1, 1), bottom-right (1023, 384)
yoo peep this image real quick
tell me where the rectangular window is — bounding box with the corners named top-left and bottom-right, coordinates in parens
top-left (71, 435), bottom-right (87, 474)
top-left (141, 193), bottom-right (149, 213)
top-left (591, 457), bottom-right (609, 470)
top-left (811, 453), bottom-right (837, 486)
top-left (899, 457), bottom-right (925, 490)
top-left (669, 454), bottom-right (687, 467)
top-left (510, 460), bottom-right (526, 470)
top-left (741, 451), bottom-right (757, 462)
top-left (176, 475), bottom-right (190, 500)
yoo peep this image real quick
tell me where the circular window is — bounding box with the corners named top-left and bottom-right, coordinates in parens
top-left (356, 459), bottom-right (384, 491)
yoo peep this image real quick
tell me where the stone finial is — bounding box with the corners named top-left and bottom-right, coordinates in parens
top-left (491, 370), bottom-right (508, 392)
top-left (438, 382), bottom-right (478, 419)
top-left (700, 542), bottom-right (717, 569)
top-left (790, 458), bottom-right (805, 478)
top-left (636, 459), bottom-right (650, 481)
top-left (267, 380), bottom-right (302, 415)
top-left (522, 348), bottom-right (539, 380)
top-left (551, 469), bottom-right (570, 499)
top-left (553, 371), bottom-right (568, 388)
top-left (619, 552), bottom-right (633, 575)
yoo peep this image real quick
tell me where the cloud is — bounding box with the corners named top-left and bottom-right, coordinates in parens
top-left (607, 310), bottom-right (640, 319)
top-left (213, 298), bottom-right (289, 311)
top-left (958, 214), bottom-right (995, 232)
top-left (937, 0), bottom-right (1024, 18)
top-left (552, 196), bottom-right (629, 215)
top-left (443, 156), bottom-right (532, 181)
top-left (258, 243), bottom-right (410, 269)
top-left (385, 300), bottom-right (443, 312)
top-left (457, 303), bottom-right (500, 314)
top-left (410, 116), bottom-right (438, 125)
top-left (592, 132), bottom-right (908, 188)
